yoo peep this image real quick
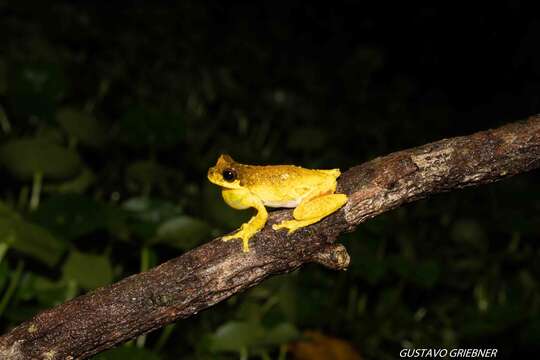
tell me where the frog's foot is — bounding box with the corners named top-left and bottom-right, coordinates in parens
top-left (222, 224), bottom-right (259, 252)
top-left (272, 193), bottom-right (348, 235)
top-left (272, 218), bottom-right (320, 234)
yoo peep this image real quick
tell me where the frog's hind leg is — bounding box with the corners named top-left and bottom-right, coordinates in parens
top-left (272, 193), bottom-right (347, 234)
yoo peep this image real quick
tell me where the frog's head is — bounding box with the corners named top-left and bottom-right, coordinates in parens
top-left (207, 154), bottom-right (243, 189)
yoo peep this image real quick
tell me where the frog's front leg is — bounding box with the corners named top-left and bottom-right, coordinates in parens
top-left (221, 188), bottom-right (268, 252)
top-left (272, 193), bottom-right (347, 234)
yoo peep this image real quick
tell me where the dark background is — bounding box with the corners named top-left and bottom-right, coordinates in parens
top-left (1, 2), bottom-right (539, 359)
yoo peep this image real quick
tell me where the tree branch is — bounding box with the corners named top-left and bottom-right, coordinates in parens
top-left (1, 115), bottom-right (539, 359)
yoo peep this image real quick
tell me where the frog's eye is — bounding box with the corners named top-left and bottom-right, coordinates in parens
top-left (222, 168), bottom-right (237, 182)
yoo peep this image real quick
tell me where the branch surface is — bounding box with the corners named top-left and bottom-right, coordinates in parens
top-left (1, 115), bottom-right (540, 359)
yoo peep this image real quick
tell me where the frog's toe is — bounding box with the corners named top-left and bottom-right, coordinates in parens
top-left (272, 222), bottom-right (285, 231)
top-left (221, 229), bottom-right (254, 252)
top-left (221, 235), bottom-right (235, 242)
top-left (273, 220), bottom-right (299, 234)
top-left (287, 227), bottom-right (299, 235)
top-left (274, 218), bottom-right (322, 234)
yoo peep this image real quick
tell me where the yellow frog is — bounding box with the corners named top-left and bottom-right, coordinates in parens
top-left (207, 154), bottom-right (348, 252)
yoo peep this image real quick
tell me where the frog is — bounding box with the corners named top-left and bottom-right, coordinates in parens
top-left (207, 154), bottom-right (348, 252)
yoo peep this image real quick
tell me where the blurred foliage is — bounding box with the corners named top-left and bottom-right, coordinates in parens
top-left (1, 1), bottom-right (540, 359)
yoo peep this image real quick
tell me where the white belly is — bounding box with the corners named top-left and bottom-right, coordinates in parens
top-left (262, 199), bottom-right (300, 208)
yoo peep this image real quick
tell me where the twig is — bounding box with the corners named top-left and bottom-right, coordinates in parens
top-left (1, 115), bottom-right (539, 359)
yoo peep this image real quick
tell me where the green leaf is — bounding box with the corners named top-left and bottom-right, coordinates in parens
top-left (388, 255), bottom-right (414, 279)
top-left (1, 304), bottom-right (43, 323)
top-left (276, 281), bottom-right (297, 322)
top-left (123, 197), bottom-right (183, 224)
top-left (31, 194), bottom-right (108, 240)
top-left (263, 323), bottom-right (300, 345)
top-left (209, 321), bottom-right (265, 352)
top-left (0, 201), bottom-right (16, 218)
top-left (56, 107), bottom-right (108, 147)
top-left (0, 203), bottom-right (67, 266)
top-left (354, 256), bottom-right (387, 284)
top-left (62, 250), bottom-right (112, 290)
top-left (153, 216), bottom-right (211, 250)
top-left (101, 206), bottom-right (131, 242)
top-left (122, 197), bottom-right (185, 240)
top-left (461, 301), bottom-right (522, 338)
top-left (120, 107), bottom-right (184, 148)
top-left (34, 277), bottom-right (68, 307)
top-left (126, 160), bottom-right (183, 191)
top-left (126, 221), bottom-right (158, 240)
top-left (376, 288), bottom-right (402, 315)
top-left (8, 62), bottom-right (67, 122)
top-left (0, 262), bottom-right (8, 291)
top-left (126, 160), bottom-right (167, 184)
top-left (412, 260), bottom-right (440, 288)
top-left (91, 346), bottom-right (162, 360)
top-left (0, 138), bottom-right (82, 180)
top-left (10, 63), bottom-right (66, 99)
top-left (451, 219), bottom-right (487, 250)
top-left (16, 273), bottom-right (67, 306)
top-left (45, 167), bottom-right (96, 194)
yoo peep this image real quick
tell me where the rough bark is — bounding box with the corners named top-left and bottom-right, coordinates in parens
top-left (1, 115), bottom-right (539, 359)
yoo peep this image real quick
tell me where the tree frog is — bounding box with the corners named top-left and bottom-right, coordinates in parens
top-left (207, 154), bottom-right (348, 252)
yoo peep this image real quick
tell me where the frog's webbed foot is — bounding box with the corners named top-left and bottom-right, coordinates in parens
top-left (272, 219), bottom-right (316, 234)
top-left (222, 224), bottom-right (259, 252)
top-left (272, 193), bottom-right (348, 235)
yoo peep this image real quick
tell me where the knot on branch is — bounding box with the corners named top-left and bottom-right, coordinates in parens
top-left (311, 244), bottom-right (350, 270)
top-left (0, 341), bottom-right (24, 360)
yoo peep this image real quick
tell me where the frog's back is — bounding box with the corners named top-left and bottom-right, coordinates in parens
top-left (239, 164), bottom-right (340, 208)
top-left (240, 164), bottom-right (337, 186)
top-left (316, 168), bottom-right (341, 178)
